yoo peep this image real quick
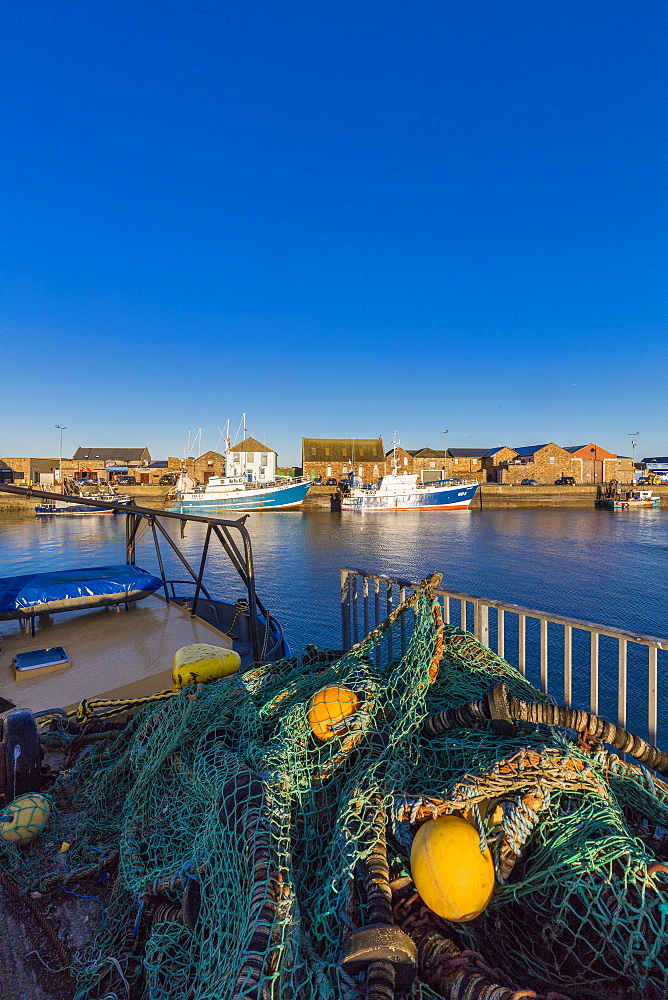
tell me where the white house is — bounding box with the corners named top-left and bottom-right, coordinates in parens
top-left (226, 436), bottom-right (277, 482)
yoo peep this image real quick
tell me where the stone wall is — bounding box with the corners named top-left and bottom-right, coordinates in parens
top-left (303, 460), bottom-right (383, 483)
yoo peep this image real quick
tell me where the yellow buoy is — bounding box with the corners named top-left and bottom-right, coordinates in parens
top-left (0, 793), bottom-right (51, 846)
top-left (172, 643), bottom-right (241, 691)
top-left (410, 814), bottom-right (494, 922)
top-left (307, 686), bottom-right (359, 741)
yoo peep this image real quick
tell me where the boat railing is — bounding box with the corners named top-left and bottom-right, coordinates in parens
top-left (340, 568), bottom-right (668, 745)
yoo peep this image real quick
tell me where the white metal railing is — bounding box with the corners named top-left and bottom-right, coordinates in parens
top-left (340, 568), bottom-right (668, 745)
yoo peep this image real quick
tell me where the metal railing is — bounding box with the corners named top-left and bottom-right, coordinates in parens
top-left (341, 568), bottom-right (668, 745)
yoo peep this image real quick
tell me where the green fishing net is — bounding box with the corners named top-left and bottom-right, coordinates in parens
top-left (1, 584), bottom-right (667, 999)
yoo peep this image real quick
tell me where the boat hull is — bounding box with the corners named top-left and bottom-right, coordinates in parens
top-left (341, 482), bottom-right (479, 511)
top-left (167, 479), bottom-right (311, 513)
top-left (595, 499), bottom-right (661, 509)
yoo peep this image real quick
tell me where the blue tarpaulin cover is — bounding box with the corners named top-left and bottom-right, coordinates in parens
top-left (0, 565), bottom-right (163, 619)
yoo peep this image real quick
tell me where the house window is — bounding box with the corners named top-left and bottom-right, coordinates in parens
top-left (429, 461), bottom-right (436, 468)
top-left (233, 454), bottom-right (239, 462)
top-left (548, 457), bottom-right (555, 464)
top-left (358, 466), bottom-right (363, 476)
top-left (404, 456), bottom-right (408, 466)
top-left (327, 466), bottom-right (332, 477)
top-left (247, 453), bottom-right (253, 461)
top-left (454, 458), bottom-right (459, 464)
top-left (261, 453), bottom-right (268, 467)
top-left (342, 465), bottom-right (348, 474)
top-left (373, 464), bottom-right (378, 476)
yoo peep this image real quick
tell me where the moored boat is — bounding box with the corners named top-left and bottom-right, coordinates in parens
top-left (168, 473), bottom-right (311, 512)
top-left (341, 472), bottom-right (479, 510)
top-left (595, 482), bottom-right (661, 510)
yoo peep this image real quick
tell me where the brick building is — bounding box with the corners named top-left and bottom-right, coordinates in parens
top-left (302, 437), bottom-right (385, 483)
top-left (167, 450), bottom-right (226, 483)
top-left (446, 448), bottom-right (488, 478)
top-left (498, 443), bottom-right (580, 484)
top-left (481, 447), bottom-right (518, 482)
top-left (563, 444), bottom-right (617, 484)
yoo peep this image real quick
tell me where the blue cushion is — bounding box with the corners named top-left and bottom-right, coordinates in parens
top-left (0, 565), bottom-right (164, 619)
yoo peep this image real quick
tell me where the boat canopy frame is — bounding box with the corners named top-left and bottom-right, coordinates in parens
top-left (0, 484), bottom-right (269, 662)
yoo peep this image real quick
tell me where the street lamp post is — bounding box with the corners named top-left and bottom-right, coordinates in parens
top-left (55, 425), bottom-right (66, 484)
top-left (628, 432), bottom-right (639, 482)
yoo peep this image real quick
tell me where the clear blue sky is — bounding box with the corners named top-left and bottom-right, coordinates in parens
top-left (1, 0), bottom-right (666, 465)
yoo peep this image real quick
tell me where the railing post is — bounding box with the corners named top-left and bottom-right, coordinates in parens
top-left (477, 604), bottom-right (490, 648)
top-left (363, 575), bottom-right (369, 639)
top-left (617, 638), bottom-right (627, 729)
top-left (649, 645), bottom-right (658, 745)
top-left (518, 614), bottom-right (526, 676)
top-left (590, 632), bottom-right (599, 716)
top-left (497, 608), bottom-right (504, 658)
top-left (340, 569), bottom-right (351, 650)
top-left (564, 625), bottom-right (572, 708)
top-left (540, 619), bottom-right (548, 693)
top-left (460, 598), bottom-right (467, 631)
top-left (352, 574), bottom-right (359, 645)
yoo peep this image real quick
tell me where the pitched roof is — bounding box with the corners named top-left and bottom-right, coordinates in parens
top-left (563, 443), bottom-right (617, 459)
top-left (511, 444), bottom-right (551, 457)
top-left (73, 447), bottom-right (150, 462)
top-left (414, 448), bottom-right (445, 458)
top-left (447, 447), bottom-right (490, 458)
top-left (642, 456), bottom-right (668, 464)
top-left (302, 437), bottom-right (385, 462)
top-left (484, 446), bottom-right (516, 457)
top-left (230, 437), bottom-right (275, 453)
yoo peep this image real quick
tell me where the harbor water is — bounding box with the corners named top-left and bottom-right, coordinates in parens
top-left (1, 505), bottom-right (666, 738)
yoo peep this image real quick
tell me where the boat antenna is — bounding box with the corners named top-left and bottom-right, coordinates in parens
top-left (392, 431), bottom-right (399, 474)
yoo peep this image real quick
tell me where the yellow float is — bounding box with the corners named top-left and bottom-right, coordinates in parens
top-left (410, 814), bottom-right (494, 921)
top-left (0, 793), bottom-right (51, 846)
top-left (172, 643), bottom-right (241, 691)
top-left (307, 686), bottom-right (359, 741)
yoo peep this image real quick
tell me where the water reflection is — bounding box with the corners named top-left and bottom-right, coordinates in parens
top-left (1, 506), bottom-right (666, 731)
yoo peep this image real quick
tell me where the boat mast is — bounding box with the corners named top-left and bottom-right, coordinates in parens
top-left (242, 413), bottom-right (247, 480)
top-left (392, 431), bottom-right (399, 474)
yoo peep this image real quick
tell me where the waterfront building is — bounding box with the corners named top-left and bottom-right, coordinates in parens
top-left (499, 443), bottom-right (580, 484)
top-left (563, 444), bottom-right (617, 484)
top-left (225, 437), bottom-right (277, 482)
top-left (302, 437), bottom-right (385, 483)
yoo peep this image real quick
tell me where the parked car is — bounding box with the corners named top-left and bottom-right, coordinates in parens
top-left (311, 477), bottom-right (322, 485)
top-left (554, 477), bottom-right (575, 486)
top-left (520, 478), bottom-right (540, 486)
top-left (159, 474), bottom-right (177, 486)
top-left (116, 475), bottom-right (136, 485)
top-left (74, 477), bottom-right (96, 485)
top-left (325, 478), bottom-right (338, 486)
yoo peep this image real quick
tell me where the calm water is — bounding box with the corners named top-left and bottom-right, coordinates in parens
top-left (1, 506), bottom-right (667, 735)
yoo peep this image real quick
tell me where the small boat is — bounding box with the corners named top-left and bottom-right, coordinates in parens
top-left (35, 492), bottom-right (133, 515)
top-left (595, 482), bottom-right (661, 510)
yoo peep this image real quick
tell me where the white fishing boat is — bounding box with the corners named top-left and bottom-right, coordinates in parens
top-left (340, 436), bottom-right (479, 511)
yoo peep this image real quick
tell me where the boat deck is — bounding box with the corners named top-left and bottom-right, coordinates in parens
top-left (0, 595), bottom-right (232, 714)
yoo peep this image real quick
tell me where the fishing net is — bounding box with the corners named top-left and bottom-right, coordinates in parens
top-left (2, 577), bottom-right (668, 999)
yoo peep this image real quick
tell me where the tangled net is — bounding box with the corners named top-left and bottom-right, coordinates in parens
top-left (2, 577), bottom-right (668, 999)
